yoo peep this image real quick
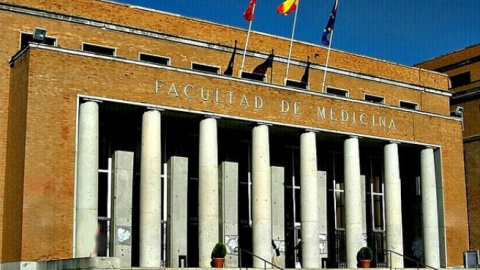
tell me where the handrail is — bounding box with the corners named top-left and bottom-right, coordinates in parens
top-left (235, 247), bottom-right (284, 270)
top-left (386, 249), bottom-right (439, 270)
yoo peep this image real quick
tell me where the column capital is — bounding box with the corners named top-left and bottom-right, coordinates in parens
top-left (146, 107), bottom-right (164, 112)
top-left (256, 122), bottom-right (272, 127)
top-left (203, 114), bottom-right (220, 119)
top-left (348, 135), bottom-right (359, 139)
top-left (387, 141), bottom-right (400, 145)
top-left (82, 98), bottom-right (103, 103)
top-left (304, 129), bottom-right (318, 133)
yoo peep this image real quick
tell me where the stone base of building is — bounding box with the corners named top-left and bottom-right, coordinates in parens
top-left (0, 257), bottom-right (121, 270)
top-left (0, 258), bottom-right (460, 270)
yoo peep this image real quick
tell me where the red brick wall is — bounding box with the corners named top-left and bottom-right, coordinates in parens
top-left (456, 99), bottom-right (480, 138)
top-left (465, 140), bottom-right (480, 249)
top-left (418, 43), bottom-right (480, 254)
top-left (2, 52), bottom-right (30, 262)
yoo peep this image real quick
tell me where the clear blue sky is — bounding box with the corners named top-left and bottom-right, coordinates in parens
top-left (115, 0), bottom-right (480, 66)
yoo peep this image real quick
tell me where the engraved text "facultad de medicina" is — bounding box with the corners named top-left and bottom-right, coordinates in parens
top-left (155, 80), bottom-right (396, 130)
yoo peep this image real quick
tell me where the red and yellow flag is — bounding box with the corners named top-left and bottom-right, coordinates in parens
top-left (276, 0), bottom-right (297, 15)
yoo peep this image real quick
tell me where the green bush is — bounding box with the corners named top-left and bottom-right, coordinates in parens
top-left (356, 246), bottom-right (373, 261)
top-left (211, 242), bottom-right (227, 258)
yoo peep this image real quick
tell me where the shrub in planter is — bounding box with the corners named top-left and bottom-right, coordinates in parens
top-left (356, 246), bottom-right (373, 268)
top-left (211, 242), bottom-right (227, 268)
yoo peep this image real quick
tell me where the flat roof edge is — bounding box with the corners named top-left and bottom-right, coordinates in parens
top-left (2, 1), bottom-right (449, 87)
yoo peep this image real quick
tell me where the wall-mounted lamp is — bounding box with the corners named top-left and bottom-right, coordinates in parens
top-left (451, 106), bottom-right (464, 117)
top-left (33, 28), bottom-right (46, 42)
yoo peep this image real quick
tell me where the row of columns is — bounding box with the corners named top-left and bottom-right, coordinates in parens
top-left (75, 101), bottom-right (442, 268)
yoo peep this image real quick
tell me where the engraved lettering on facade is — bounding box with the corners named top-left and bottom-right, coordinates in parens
top-left (341, 110), bottom-right (349, 122)
top-left (330, 108), bottom-right (337, 121)
top-left (281, 100), bottom-right (290, 113)
top-left (227, 91), bottom-right (234, 105)
top-left (318, 107), bottom-right (326, 119)
top-left (155, 80), bottom-right (163, 95)
top-left (155, 80), bottom-right (399, 131)
top-left (379, 117), bottom-right (386, 127)
top-left (167, 83), bottom-right (179, 97)
top-left (389, 119), bottom-right (397, 130)
top-left (200, 87), bottom-right (209, 101)
top-left (240, 95), bottom-right (250, 108)
top-left (360, 113), bottom-right (368, 126)
top-left (215, 89), bottom-right (222, 104)
top-left (183, 84), bottom-right (193, 99)
top-left (255, 96), bottom-right (263, 109)
top-left (294, 102), bottom-right (301, 115)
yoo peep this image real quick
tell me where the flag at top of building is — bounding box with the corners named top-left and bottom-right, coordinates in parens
top-left (243, 0), bottom-right (257, 21)
top-left (322, 0), bottom-right (338, 46)
top-left (241, 0), bottom-right (258, 72)
top-left (277, 0), bottom-right (298, 15)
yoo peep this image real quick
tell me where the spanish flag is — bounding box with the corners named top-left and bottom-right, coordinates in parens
top-left (276, 0), bottom-right (297, 15)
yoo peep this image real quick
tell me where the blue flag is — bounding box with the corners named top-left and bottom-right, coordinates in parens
top-left (322, 0), bottom-right (338, 46)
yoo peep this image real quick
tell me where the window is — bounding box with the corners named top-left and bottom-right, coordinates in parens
top-left (326, 87), bottom-right (348, 97)
top-left (82, 43), bottom-right (116, 56)
top-left (450, 72), bottom-right (471, 88)
top-left (364, 94), bottom-right (385, 104)
top-left (139, 53), bottom-right (170, 66)
top-left (241, 71), bottom-right (265, 82)
top-left (20, 32), bottom-right (56, 50)
top-left (399, 101), bottom-right (418, 110)
top-left (286, 80), bottom-right (308, 90)
top-left (191, 63), bottom-right (220, 74)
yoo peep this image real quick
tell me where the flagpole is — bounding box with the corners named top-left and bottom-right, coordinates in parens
top-left (240, 4), bottom-right (256, 75)
top-left (321, 28), bottom-right (334, 93)
top-left (284, 0), bottom-right (299, 82)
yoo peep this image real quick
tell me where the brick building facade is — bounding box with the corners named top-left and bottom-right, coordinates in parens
top-left (0, 0), bottom-right (469, 269)
top-left (417, 43), bottom-right (480, 254)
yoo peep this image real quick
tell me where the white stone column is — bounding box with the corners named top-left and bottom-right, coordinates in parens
top-left (198, 118), bottom-right (219, 267)
top-left (384, 143), bottom-right (404, 268)
top-left (421, 147), bottom-right (440, 268)
top-left (139, 110), bottom-right (162, 267)
top-left (75, 101), bottom-right (99, 258)
top-left (300, 132), bottom-right (320, 268)
top-left (252, 125), bottom-right (271, 267)
top-left (344, 136), bottom-right (363, 268)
